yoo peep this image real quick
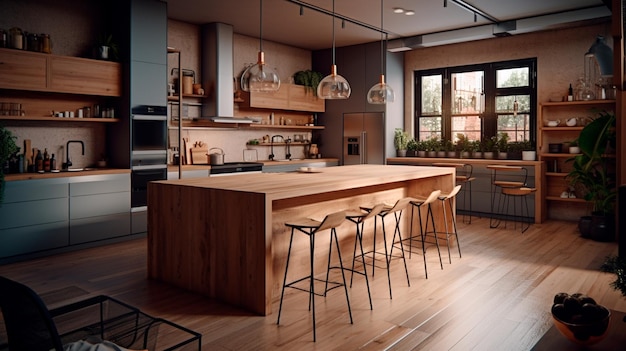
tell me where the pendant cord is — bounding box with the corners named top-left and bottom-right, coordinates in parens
top-left (380, 0), bottom-right (384, 76)
top-left (332, 0), bottom-right (336, 66)
top-left (259, 0), bottom-right (263, 53)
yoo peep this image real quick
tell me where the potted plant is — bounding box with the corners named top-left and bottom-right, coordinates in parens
top-left (293, 70), bottom-right (324, 95)
top-left (496, 132), bottom-right (509, 159)
top-left (406, 138), bottom-right (418, 157)
top-left (482, 136), bottom-right (497, 159)
top-left (96, 33), bottom-right (118, 61)
top-left (520, 140), bottom-right (536, 161)
top-left (455, 133), bottom-right (470, 158)
top-left (566, 110), bottom-right (616, 241)
top-left (443, 139), bottom-right (456, 158)
top-left (394, 128), bottom-right (409, 157)
top-left (1, 125), bottom-right (19, 204)
top-left (471, 140), bottom-right (482, 159)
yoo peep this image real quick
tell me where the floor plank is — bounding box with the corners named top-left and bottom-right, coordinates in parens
top-left (0, 217), bottom-right (622, 350)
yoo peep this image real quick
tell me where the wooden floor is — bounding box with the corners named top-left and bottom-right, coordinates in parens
top-left (0, 217), bottom-right (623, 350)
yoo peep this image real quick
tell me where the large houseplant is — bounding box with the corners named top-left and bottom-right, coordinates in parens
top-left (1, 125), bottom-right (19, 204)
top-left (566, 110), bottom-right (616, 241)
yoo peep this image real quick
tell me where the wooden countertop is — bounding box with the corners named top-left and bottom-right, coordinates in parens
top-left (166, 158), bottom-right (338, 172)
top-left (5, 168), bottom-right (130, 181)
top-left (155, 164), bottom-right (452, 201)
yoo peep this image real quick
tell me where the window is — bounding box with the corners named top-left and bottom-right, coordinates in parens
top-left (415, 59), bottom-right (536, 145)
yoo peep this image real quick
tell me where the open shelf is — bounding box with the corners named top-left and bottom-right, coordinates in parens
top-left (0, 116), bottom-right (120, 123)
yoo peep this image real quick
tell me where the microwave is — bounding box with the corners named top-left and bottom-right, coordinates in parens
top-left (131, 106), bottom-right (167, 153)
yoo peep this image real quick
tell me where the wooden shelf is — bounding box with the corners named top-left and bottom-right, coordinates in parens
top-left (0, 116), bottom-right (120, 123)
top-left (546, 196), bottom-right (586, 203)
top-left (540, 126), bottom-right (584, 132)
top-left (168, 94), bottom-right (207, 101)
top-left (246, 124), bottom-right (324, 130)
top-left (540, 99), bottom-right (615, 107)
top-left (250, 142), bottom-right (310, 146)
top-left (545, 172), bottom-right (569, 177)
top-left (539, 153), bottom-right (578, 158)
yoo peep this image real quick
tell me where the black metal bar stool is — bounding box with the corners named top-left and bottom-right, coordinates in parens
top-left (359, 198), bottom-right (412, 299)
top-left (436, 185), bottom-right (462, 263)
top-left (487, 165), bottom-right (529, 230)
top-left (345, 204), bottom-right (385, 310)
top-left (432, 163), bottom-right (476, 224)
top-left (403, 190), bottom-right (443, 279)
top-left (276, 210), bottom-right (352, 342)
top-left (499, 186), bottom-right (537, 233)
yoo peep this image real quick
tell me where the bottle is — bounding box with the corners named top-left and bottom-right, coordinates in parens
top-left (43, 148), bottom-right (51, 172)
top-left (50, 154), bottom-right (56, 171)
top-left (35, 150), bottom-right (43, 172)
top-left (567, 84), bottom-right (573, 101)
top-left (41, 33), bottom-right (51, 54)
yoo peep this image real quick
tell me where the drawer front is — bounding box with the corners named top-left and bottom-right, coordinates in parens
top-left (69, 213), bottom-right (131, 245)
top-left (0, 222), bottom-right (68, 258)
top-left (0, 198), bottom-right (69, 230)
top-left (3, 178), bottom-right (69, 203)
top-left (70, 174), bottom-right (130, 196)
top-left (70, 192), bottom-right (130, 219)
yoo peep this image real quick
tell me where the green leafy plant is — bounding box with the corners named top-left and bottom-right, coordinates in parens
top-left (393, 128), bottom-right (409, 150)
top-left (601, 255), bottom-right (626, 298)
top-left (1, 126), bottom-right (19, 203)
top-left (566, 111), bottom-right (616, 214)
top-left (496, 132), bottom-right (510, 152)
top-left (293, 70), bottom-right (323, 94)
top-left (97, 33), bottom-right (119, 61)
top-left (407, 138), bottom-right (418, 152)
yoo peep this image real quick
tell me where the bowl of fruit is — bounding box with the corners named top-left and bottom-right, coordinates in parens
top-left (551, 292), bottom-right (611, 345)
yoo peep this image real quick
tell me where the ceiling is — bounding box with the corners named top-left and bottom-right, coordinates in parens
top-left (166, 0), bottom-right (612, 51)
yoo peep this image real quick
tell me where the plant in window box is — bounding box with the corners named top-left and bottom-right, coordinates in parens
top-left (443, 139), bottom-right (456, 158)
top-left (393, 128), bottom-right (409, 157)
top-left (482, 136), bottom-right (497, 159)
top-left (566, 110), bottom-right (616, 241)
top-left (506, 141), bottom-right (524, 160)
top-left (471, 140), bottom-right (482, 159)
top-left (520, 140), bottom-right (536, 161)
top-left (455, 133), bottom-right (471, 158)
top-left (406, 138), bottom-right (418, 157)
top-left (496, 132), bottom-right (510, 159)
top-left (416, 140), bottom-right (427, 158)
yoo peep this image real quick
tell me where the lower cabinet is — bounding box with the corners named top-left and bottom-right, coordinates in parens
top-left (0, 173), bottom-right (132, 262)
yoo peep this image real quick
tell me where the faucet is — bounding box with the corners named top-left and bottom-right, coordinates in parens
top-left (269, 135), bottom-right (284, 161)
top-left (63, 140), bottom-right (85, 169)
top-left (285, 137), bottom-right (292, 160)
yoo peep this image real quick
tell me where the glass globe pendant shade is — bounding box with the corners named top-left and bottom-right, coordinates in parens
top-left (317, 64), bottom-right (351, 99)
top-left (241, 51), bottom-right (280, 92)
top-left (367, 74), bottom-right (395, 104)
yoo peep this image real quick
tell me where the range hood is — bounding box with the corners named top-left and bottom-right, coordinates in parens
top-left (201, 22), bottom-right (236, 121)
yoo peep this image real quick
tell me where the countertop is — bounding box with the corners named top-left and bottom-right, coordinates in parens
top-left (5, 168), bottom-right (131, 181)
top-left (167, 157), bottom-right (339, 171)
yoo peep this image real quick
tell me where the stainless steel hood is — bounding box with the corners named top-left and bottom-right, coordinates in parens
top-left (201, 22), bottom-right (234, 119)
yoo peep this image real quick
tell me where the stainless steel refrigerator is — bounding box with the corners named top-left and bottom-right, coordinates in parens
top-left (343, 112), bottom-right (384, 165)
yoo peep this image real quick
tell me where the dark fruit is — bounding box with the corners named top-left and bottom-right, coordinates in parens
top-left (554, 292), bottom-right (569, 304)
top-left (563, 296), bottom-right (583, 315)
top-left (580, 296), bottom-right (597, 305)
top-left (552, 303), bottom-right (569, 321)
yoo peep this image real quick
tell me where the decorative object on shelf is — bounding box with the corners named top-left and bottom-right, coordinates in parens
top-left (566, 110), bottom-right (616, 241)
top-left (565, 117), bottom-right (578, 127)
top-left (0, 125), bottom-right (19, 203)
top-left (96, 33), bottom-right (118, 61)
top-left (393, 128), bottom-right (409, 157)
top-left (519, 140), bottom-right (536, 161)
top-left (240, 0), bottom-right (280, 92)
top-left (293, 70), bottom-right (323, 94)
top-left (317, 0), bottom-right (351, 99)
top-left (367, 0), bottom-right (394, 104)
top-left (546, 119), bottom-right (560, 127)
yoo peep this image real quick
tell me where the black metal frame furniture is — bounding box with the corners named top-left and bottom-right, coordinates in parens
top-left (498, 186), bottom-right (537, 233)
top-left (404, 190), bottom-right (443, 279)
top-left (0, 276), bottom-right (202, 351)
top-left (360, 198), bottom-right (412, 300)
top-left (345, 204), bottom-right (386, 310)
top-left (487, 165), bottom-right (533, 232)
top-left (436, 185), bottom-right (463, 263)
top-left (277, 211), bottom-right (352, 342)
top-left (432, 163), bottom-right (476, 224)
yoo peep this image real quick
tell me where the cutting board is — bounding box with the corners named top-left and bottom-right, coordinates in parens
top-left (190, 147), bottom-right (208, 164)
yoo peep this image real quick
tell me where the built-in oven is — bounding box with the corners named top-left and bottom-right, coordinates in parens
top-left (131, 105), bottom-right (168, 209)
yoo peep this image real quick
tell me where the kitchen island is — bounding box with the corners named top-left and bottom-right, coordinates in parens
top-left (147, 164), bottom-right (454, 315)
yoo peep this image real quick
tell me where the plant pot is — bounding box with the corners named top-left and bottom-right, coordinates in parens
top-left (472, 151), bottom-right (482, 159)
top-left (437, 151), bottom-right (446, 158)
top-left (396, 149), bottom-right (407, 157)
top-left (461, 151), bottom-right (471, 159)
top-left (98, 45), bottom-right (109, 60)
top-left (498, 152), bottom-right (508, 159)
top-left (427, 151), bottom-right (437, 158)
top-left (483, 151), bottom-right (494, 159)
top-left (569, 146), bottom-right (580, 154)
top-left (590, 212), bottom-right (615, 242)
top-left (447, 151), bottom-right (457, 158)
top-left (578, 216), bottom-right (592, 238)
top-left (406, 150), bottom-right (417, 157)
top-left (418, 151), bottom-right (426, 158)
top-left (522, 151), bottom-right (536, 161)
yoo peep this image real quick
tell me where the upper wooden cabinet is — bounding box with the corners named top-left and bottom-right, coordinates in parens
top-left (0, 48), bottom-right (121, 97)
top-left (243, 83), bottom-right (325, 112)
top-left (0, 49), bottom-right (47, 91)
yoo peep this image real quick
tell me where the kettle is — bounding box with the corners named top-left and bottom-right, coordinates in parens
top-left (208, 147), bottom-right (224, 165)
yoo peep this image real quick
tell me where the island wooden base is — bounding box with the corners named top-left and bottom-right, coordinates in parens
top-left (148, 165), bottom-right (454, 315)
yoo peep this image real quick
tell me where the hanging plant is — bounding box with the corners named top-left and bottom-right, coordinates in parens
top-left (293, 70), bottom-right (324, 94)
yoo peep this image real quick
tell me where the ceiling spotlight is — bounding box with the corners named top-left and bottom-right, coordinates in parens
top-left (393, 8), bottom-right (404, 14)
top-left (405, 10), bottom-right (415, 16)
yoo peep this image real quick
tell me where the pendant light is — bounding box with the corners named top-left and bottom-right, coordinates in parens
top-left (240, 0), bottom-right (280, 92)
top-left (317, 0), bottom-right (351, 99)
top-left (367, 0), bottom-right (394, 104)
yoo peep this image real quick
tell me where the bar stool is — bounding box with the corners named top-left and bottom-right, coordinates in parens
top-left (403, 190), bottom-right (443, 279)
top-left (487, 165), bottom-right (530, 230)
top-left (359, 198), bottom-right (412, 299)
top-left (345, 204), bottom-right (385, 310)
top-left (432, 163), bottom-right (476, 224)
top-left (277, 210), bottom-right (351, 342)
top-left (499, 186), bottom-right (537, 233)
top-left (436, 185), bottom-right (462, 263)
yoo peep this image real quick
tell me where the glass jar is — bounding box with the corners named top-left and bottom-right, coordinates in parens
top-left (40, 34), bottom-right (51, 54)
top-left (9, 27), bottom-right (23, 49)
top-left (0, 29), bottom-right (7, 48)
top-left (27, 32), bottom-right (40, 52)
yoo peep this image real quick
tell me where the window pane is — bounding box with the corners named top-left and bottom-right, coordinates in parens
top-left (418, 117), bottom-right (441, 141)
top-left (451, 116), bottom-right (482, 142)
top-left (496, 67), bottom-right (529, 88)
top-left (497, 113), bottom-right (530, 142)
top-left (421, 75), bottom-right (442, 114)
top-left (495, 95), bottom-right (530, 113)
top-left (451, 71), bottom-right (483, 114)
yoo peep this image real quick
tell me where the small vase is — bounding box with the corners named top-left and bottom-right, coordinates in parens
top-left (396, 149), bottom-right (407, 157)
top-left (98, 45), bottom-right (109, 60)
